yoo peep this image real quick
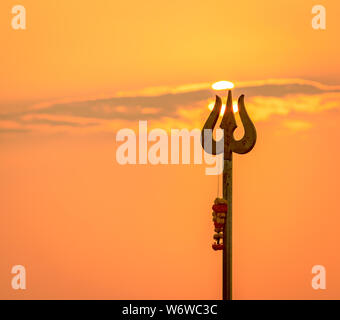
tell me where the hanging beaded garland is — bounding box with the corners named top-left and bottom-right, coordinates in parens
top-left (212, 198), bottom-right (228, 251)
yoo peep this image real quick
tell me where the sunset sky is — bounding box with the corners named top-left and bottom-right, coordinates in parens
top-left (1, 0), bottom-right (340, 299)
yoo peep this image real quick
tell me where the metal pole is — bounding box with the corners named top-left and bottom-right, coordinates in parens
top-left (223, 158), bottom-right (232, 300)
top-left (201, 91), bottom-right (256, 301)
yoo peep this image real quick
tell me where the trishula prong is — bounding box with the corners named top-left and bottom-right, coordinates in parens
top-left (201, 90), bottom-right (257, 160)
top-left (201, 95), bottom-right (223, 156)
top-left (231, 94), bottom-right (257, 155)
top-left (200, 90), bottom-right (257, 301)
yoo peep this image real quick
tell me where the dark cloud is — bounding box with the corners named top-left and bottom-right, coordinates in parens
top-left (31, 90), bottom-right (213, 120)
top-left (0, 80), bottom-right (339, 132)
top-left (29, 83), bottom-right (337, 122)
top-left (233, 83), bottom-right (325, 98)
top-left (23, 119), bottom-right (99, 127)
top-left (0, 128), bottom-right (30, 133)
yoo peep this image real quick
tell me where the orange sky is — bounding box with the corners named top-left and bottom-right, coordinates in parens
top-left (1, 0), bottom-right (340, 101)
top-left (1, 0), bottom-right (340, 299)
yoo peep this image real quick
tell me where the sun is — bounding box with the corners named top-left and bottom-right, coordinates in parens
top-left (212, 81), bottom-right (234, 91)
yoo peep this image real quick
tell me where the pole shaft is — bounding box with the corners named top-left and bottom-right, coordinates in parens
top-left (223, 157), bottom-right (232, 300)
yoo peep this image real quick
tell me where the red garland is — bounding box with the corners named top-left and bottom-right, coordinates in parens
top-left (212, 204), bottom-right (228, 213)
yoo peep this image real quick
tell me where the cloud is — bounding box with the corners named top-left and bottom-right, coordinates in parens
top-left (1, 78), bottom-right (340, 134)
top-left (245, 92), bottom-right (340, 122)
top-left (283, 120), bottom-right (312, 132)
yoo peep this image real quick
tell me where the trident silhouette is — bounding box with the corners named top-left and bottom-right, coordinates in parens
top-left (201, 90), bottom-right (257, 300)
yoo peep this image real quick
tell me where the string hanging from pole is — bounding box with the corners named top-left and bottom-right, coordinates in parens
top-left (217, 156), bottom-right (220, 197)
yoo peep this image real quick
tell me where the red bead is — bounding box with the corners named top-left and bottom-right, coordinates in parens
top-left (214, 222), bottom-right (225, 228)
top-left (212, 204), bottom-right (228, 213)
top-left (212, 244), bottom-right (224, 251)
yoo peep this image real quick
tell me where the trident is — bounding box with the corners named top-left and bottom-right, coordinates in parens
top-left (201, 90), bottom-right (257, 300)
